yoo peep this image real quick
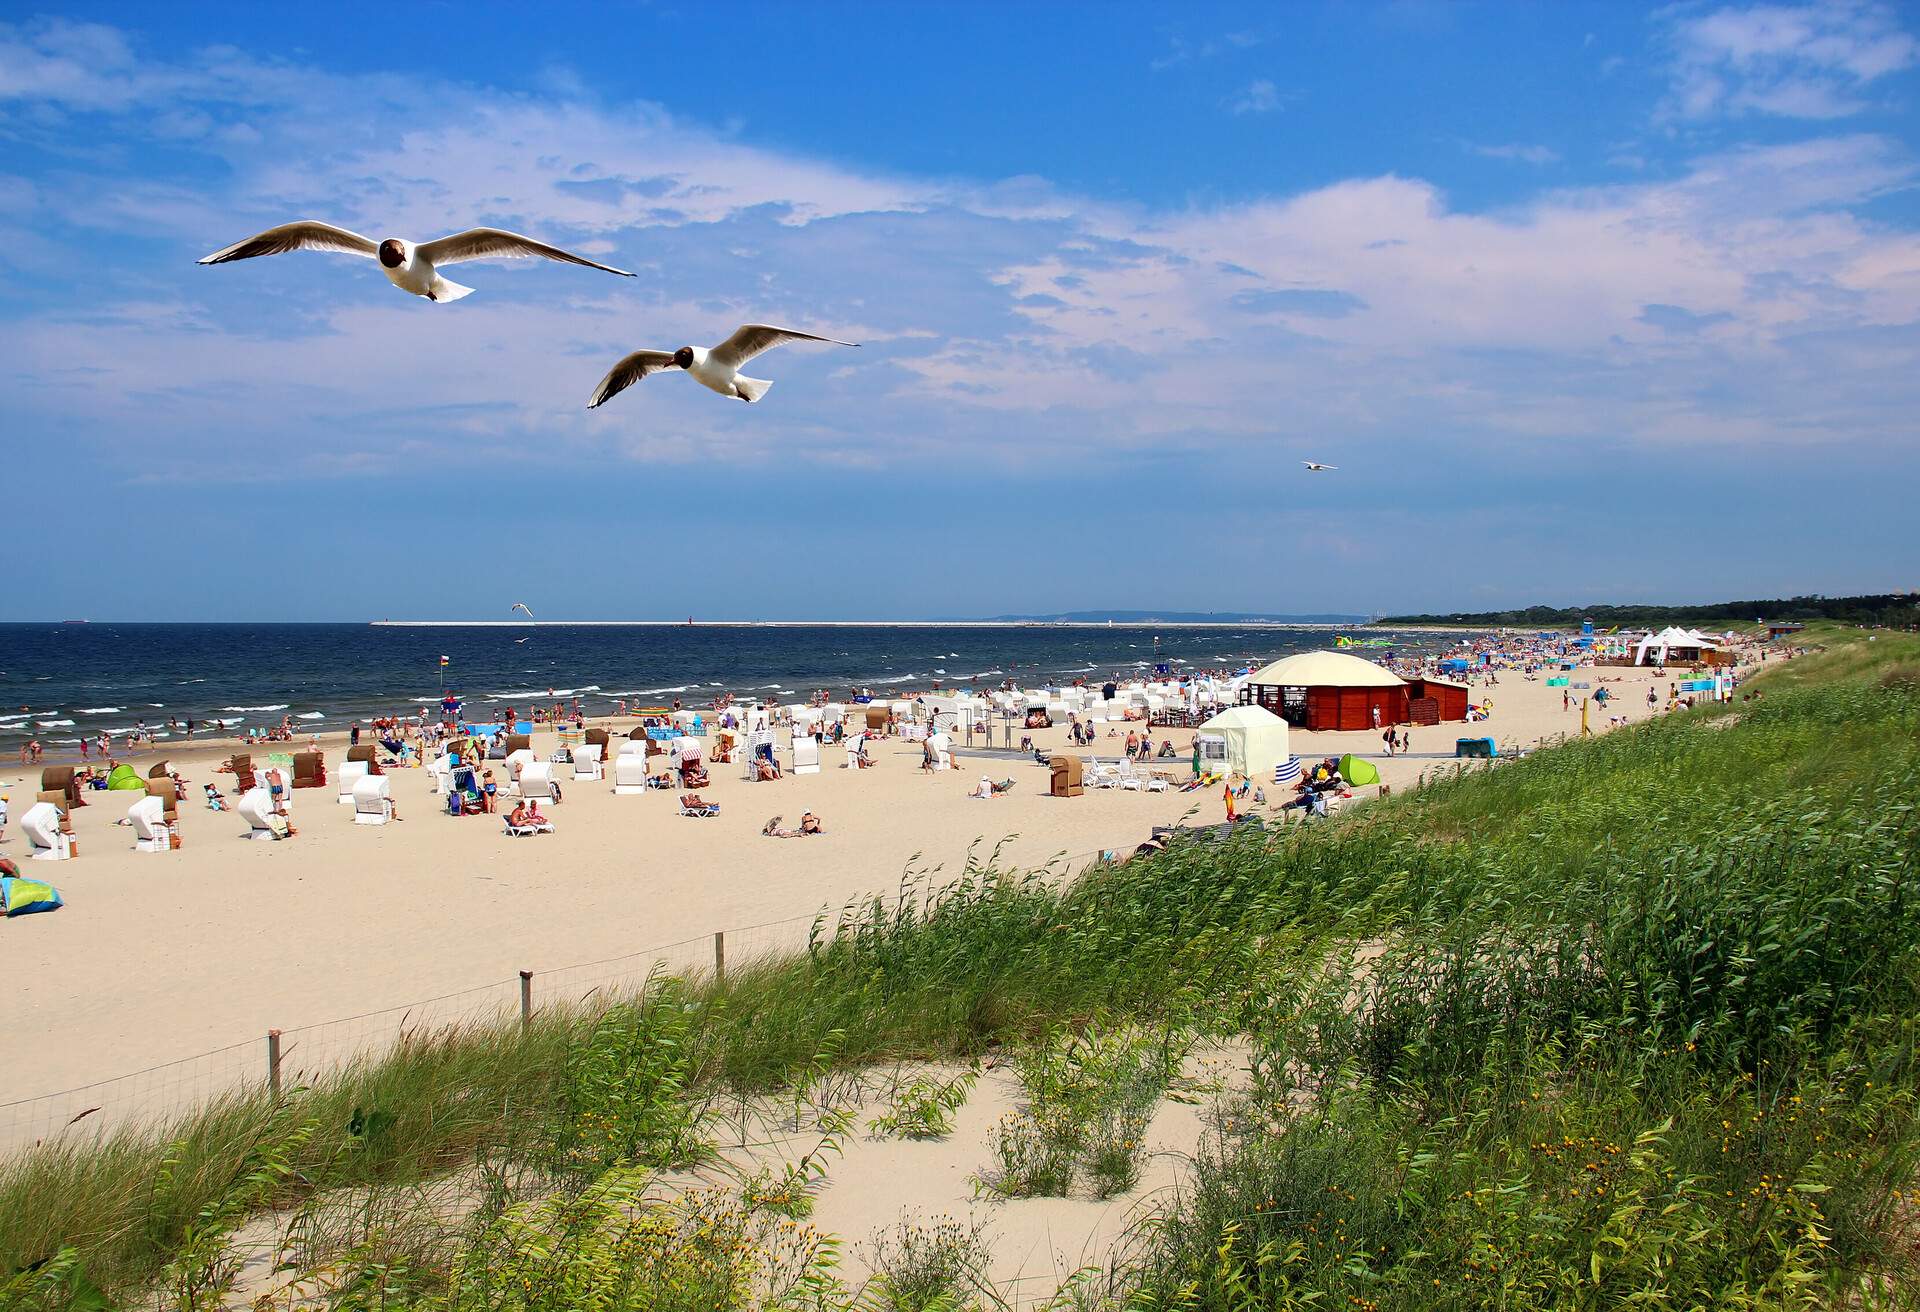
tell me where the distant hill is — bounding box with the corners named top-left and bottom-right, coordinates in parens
top-left (1374, 593), bottom-right (1920, 629)
top-left (961, 610), bottom-right (1370, 625)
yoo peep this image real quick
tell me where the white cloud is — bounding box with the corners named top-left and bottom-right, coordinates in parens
top-left (1665, 1), bottom-right (1920, 119)
top-left (0, 19), bottom-right (1917, 492)
top-left (1467, 142), bottom-right (1562, 165)
top-left (1227, 79), bottom-right (1282, 115)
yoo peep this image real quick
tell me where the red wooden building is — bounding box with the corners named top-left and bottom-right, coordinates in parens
top-left (1239, 651), bottom-right (1412, 731)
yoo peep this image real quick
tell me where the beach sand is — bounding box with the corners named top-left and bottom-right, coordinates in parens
top-left (0, 660), bottom-right (1691, 1129)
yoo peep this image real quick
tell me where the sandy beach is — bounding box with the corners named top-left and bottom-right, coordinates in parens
top-left (0, 654), bottom-right (1699, 1131)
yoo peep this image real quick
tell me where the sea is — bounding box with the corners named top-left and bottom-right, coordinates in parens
top-left (0, 622), bottom-right (1457, 750)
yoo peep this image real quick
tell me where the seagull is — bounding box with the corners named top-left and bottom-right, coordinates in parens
top-left (197, 221), bottom-right (633, 302)
top-left (511, 603), bottom-right (535, 619)
top-left (587, 324), bottom-right (858, 407)
top-left (1302, 462), bottom-right (1338, 472)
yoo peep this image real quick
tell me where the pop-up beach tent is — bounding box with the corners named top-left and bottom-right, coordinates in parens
top-left (106, 764), bottom-right (145, 790)
top-left (1337, 754), bottom-right (1380, 787)
top-left (1196, 706), bottom-right (1291, 780)
top-left (2, 876), bottom-right (63, 917)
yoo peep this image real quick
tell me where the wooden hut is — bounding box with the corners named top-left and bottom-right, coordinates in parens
top-left (1403, 677), bottom-right (1470, 725)
top-left (1238, 651), bottom-right (1408, 731)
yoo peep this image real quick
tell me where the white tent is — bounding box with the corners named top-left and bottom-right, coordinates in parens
top-left (1634, 626), bottom-right (1721, 666)
top-left (1195, 706), bottom-right (1291, 780)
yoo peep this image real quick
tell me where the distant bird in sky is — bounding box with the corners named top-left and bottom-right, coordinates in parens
top-left (198, 222), bottom-right (633, 302)
top-left (587, 324), bottom-right (858, 407)
top-left (1302, 461), bottom-right (1338, 472)
top-left (512, 603), bottom-right (535, 619)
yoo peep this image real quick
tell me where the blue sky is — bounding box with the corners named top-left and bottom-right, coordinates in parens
top-left (2, 1), bottom-right (1917, 620)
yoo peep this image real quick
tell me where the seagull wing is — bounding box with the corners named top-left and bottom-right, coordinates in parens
top-left (586, 350), bottom-right (678, 408)
top-left (417, 227), bottom-right (634, 275)
top-left (709, 324), bottom-right (859, 370)
top-left (198, 221), bottom-right (379, 265)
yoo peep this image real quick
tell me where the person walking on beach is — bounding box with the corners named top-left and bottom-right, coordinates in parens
top-left (1382, 728), bottom-right (1395, 757)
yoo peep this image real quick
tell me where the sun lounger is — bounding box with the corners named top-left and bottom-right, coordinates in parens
top-left (337, 759), bottom-right (369, 804)
top-left (352, 774), bottom-right (393, 825)
top-left (678, 793), bottom-right (720, 817)
top-left (128, 794), bottom-right (172, 852)
top-left (504, 812), bottom-right (556, 837)
top-left (21, 801), bottom-right (71, 860)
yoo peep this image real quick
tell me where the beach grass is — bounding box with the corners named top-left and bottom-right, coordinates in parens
top-left (3, 626), bottom-right (1917, 1306)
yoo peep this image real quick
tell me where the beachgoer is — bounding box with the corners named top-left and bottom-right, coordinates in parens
top-left (1382, 728), bottom-right (1395, 757)
top-left (800, 811), bottom-right (822, 835)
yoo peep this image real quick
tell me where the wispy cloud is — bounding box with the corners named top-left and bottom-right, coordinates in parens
top-left (1227, 79), bottom-right (1283, 115)
top-left (1664, 0), bottom-right (1920, 119)
top-left (1, 16), bottom-right (1918, 497)
top-left (1466, 142), bottom-right (1562, 165)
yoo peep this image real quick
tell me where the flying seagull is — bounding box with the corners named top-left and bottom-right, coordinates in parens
top-left (1302, 461), bottom-right (1338, 472)
top-left (511, 603), bottom-right (535, 619)
top-left (198, 222), bottom-right (634, 302)
top-left (587, 324), bottom-right (858, 407)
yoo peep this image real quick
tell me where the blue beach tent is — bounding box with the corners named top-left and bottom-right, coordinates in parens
top-left (2, 876), bottom-right (64, 917)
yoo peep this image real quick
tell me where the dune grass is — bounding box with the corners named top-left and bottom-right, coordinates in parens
top-left (2, 628), bottom-right (1916, 1308)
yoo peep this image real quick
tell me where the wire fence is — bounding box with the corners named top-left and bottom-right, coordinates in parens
top-left (0, 848), bottom-right (1125, 1155)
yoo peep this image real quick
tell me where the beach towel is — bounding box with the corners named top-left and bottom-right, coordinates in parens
top-left (2, 875), bottom-right (63, 917)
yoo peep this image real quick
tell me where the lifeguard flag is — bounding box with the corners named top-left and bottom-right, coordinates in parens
top-left (439, 655), bottom-right (450, 667)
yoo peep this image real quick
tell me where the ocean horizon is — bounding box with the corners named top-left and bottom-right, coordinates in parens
top-left (0, 620), bottom-right (1469, 750)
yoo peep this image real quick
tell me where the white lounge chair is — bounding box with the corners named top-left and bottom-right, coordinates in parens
top-left (791, 736), bottom-right (821, 774)
top-left (518, 761), bottom-right (557, 802)
top-left (612, 752), bottom-right (650, 795)
top-left (237, 788), bottom-right (285, 840)
top-left (504, 807), bottom-right (556, 837)
top-left (352, 774), bottom-right (393, 825)
top-left (337, 759), bottom-right (369, 804)
top-left (1117, 761), bottom-right (1143, 791)
top-left (572, 743), bottom-right (603, 782)
top-left (1086, 759), bottom-right (1121, 789)
top-left (20, 801), bottom-right (70, 860)
top-left (128, 794), bottom-right (172, 852)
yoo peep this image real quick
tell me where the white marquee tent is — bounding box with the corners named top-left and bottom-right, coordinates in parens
top-left (1195, 705), bottom-right (1291, 780)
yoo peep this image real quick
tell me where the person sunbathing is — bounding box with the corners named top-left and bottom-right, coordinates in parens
top-left (755, 757), bottom-right (782, 781)
top-left (800, 811), bottom-right (823, 834)
top-left (204, 783), bottom-right (226, 810)
top-left (762, 814), bottom-right (798, 837)
top-left (681, 766), bottom-right (710, 788)
top-left (507, 801), bottom-right (531, 828)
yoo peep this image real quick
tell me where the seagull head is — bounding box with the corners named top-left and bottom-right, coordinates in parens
top-left (672, 347), bottom-right (695, 368)
top-left (377, 239), bottom-right (406, 269)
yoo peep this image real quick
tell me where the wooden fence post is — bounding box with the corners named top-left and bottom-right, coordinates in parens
top-left (267, 1029), bottom-right (282, 1097)
top-left (713, 931), bottom-right (726, 985)
top-left (519, 970), bottom-right (533, 1029)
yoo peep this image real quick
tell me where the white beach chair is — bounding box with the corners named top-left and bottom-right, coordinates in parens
top-left (21, 801), bottom-right (70, 860)
top-left (352, 774), bottom-right (393, 826)
top-left (337, 759), bottom-right (369, 804)
top-left (128, 794), bottom-right (172, 852)
top-left (426, 753), bottom-right (453, 794)
top-left (572, 743), bottom-right (603, 782)
top-left (612, 752), bottom-right (650, 795)
top-left (237, 788), bottom-right (284, 840)
top-left (791, 736), bottom-right (821, 775)
top-left (504, 748), bottom-right (538, 782)
top-left (518, 761), bottom-right (557, 802)
top-left (1086, 759), bottom-right (1121, 789)
top-left (1116, 760), bottom-right (1143, 790)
